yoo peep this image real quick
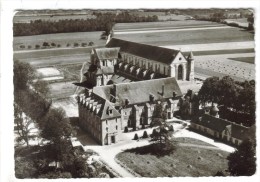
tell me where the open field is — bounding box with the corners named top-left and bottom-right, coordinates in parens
top-left (15, 53), bottom-right (90, 68)
top-left (116, 137), bottom-right (229, 177)
top-left (114, 26), bottom-right (253, 46)
top-left (56, 63), bottom-right (83, 81)
top-left (224, 18), bottom-right (249, 28)
top-left (229, 57), bottom-right (255, 64)
top-left (194, 53), bottom-right (255, 81)
top-left (184, 48), bottom-right (254, 56)
top-left (48, 81), bottom-right (77, 98)
top-left (14, 31), bottom-right (106, 51)
top-left (114, 20), bottom-right (220, 30)
top-left (36, 67), bottom-right (62, 77)
top-left (163, 41), bottom-right (254, 52)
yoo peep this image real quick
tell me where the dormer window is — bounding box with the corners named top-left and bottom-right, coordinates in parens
top-left (106, 107), bottom-right (113, 115)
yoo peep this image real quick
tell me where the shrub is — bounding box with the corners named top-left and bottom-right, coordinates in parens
top-left (42, 42), bottom-right (49, 47)
top-left (133, 133), bottom-right (139, 140)
top-left (57, 44), bottom-right (61, 48)
top-left (51, 43), bottom-right (56, 47)
top-left (88, 41), bottom-right (94, 46)
top-left (66, 43), bottom-right (71, 47)
top-left (35, 45), bottom-right (40, 49)
top-left (151, 129), bottom-right (157, 137)
top-left (143, 131), bottom-right (148, 138)
top-left (27, 45), bottom-right (32, 49)
top-left (124, 127), bottom-right (128, 133)
top-left (169, 125), bottom-right (174, 131)
top-left (74, 43), bottom-right (79, 47)
top-left (19, 45), bottom-right (25, 49)
top-left (81, 42), bottom-right (87, 47)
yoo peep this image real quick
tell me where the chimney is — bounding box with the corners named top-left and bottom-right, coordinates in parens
top-left (110, 84), bottom-right (117, 103)
top-left (125, 99), bottom-right (129, 106)
top-left (173, 91), bottom-right (176, 98)
top-left (149, 94), bottom-right (154, 102)
top-left (162, 84), bottom-right (165, 96)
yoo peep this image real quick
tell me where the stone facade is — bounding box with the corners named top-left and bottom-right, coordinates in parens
top-left (76, 38), bottom-right (197, 145)
top-left (190, 106), bottom-right (249, 146)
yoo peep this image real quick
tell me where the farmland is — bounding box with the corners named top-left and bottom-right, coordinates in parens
top-left (114, 25), bottom-right (253, 46)
top-left (114, 20), bottom-right (255, 82)
top-left (14, 31), bottom-right (106, 51)
top-left (114, 20), bottom-right (219, 31)
top-left (116, 137), bottom-right (229, 177)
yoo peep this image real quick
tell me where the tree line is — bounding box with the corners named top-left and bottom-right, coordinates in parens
top-left (14, 12), bottom-right (158, 36)
top-left (14, 61), bottom-right (106, 178)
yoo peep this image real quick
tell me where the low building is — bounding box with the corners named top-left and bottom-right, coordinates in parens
top-left (190, 105), bottom-right (250, 146)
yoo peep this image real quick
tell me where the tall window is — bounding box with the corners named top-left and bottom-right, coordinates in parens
top-left (178, 65), bottom-right (183, 80)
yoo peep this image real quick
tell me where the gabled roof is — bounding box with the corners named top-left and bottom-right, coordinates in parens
top-left (94, 47), bottom-right (120, 60)
top-left (99, 100), bottom-right (121, 120)
top-left (79, 93), bottom-right (121, 120)
top-left (200, 114), bottom-right (231, 132)
top-left (192, 114), bottom-right (250, 140)
top-left (231, 123), bottom-right (249, 140)
top-left (93, 77), bottom-right (182, 106)
top-left (106, 38), bottom-right (181, 65)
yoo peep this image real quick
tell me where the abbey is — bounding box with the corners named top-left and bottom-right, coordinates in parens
top-left (84, 38), bottom-right (194, 87)
top-left (76, 38), bottom-right (199, 145)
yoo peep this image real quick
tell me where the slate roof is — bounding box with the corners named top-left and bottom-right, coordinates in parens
top-left (79, 93), bottom-right (121, 120)
top-left (200, 114), bottom-right (231, 132)
top-left (109, 74), bottom-right (132, 84)
top-left (96, 67), bottom-right (114, 75)
top-left (106, 38), bottom-right (181, 65)
top-left (192, 114), bottom-right (249, 140)
top-left (94, 47), bottom-right (120, 60)
top-left (93, 77), bottom-right (182, 106)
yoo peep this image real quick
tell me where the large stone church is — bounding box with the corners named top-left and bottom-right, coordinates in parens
top-left (76, 38), bottom-right (199, 145)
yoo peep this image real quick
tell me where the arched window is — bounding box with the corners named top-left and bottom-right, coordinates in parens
top-left (178, 65), bottom-right (183, 80)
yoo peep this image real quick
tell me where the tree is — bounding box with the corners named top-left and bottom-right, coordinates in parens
top-left (14, 105), bottom-right (37, 146)
top-left (14, 61), bottom-right (35, 91)
top-left (143, 131), bottom-right (148, 138)
top-left (198, 76), bottom-right (220, 106)
top-left (227, 139), bottom-right (256, 176)
top-left (40, 107), bottom-right (73, 142)
top-left (247, 13), bottom-right (254, 30)
top-left (133, 133), bottom-right (139, 140)
top-left (33, 80), bottom-right (49, 97)
top-left (150, 103), bottom-right (175, 151)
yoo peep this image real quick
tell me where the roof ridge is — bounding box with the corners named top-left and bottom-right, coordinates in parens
top-left (110, 38), bottom-right (179, 52)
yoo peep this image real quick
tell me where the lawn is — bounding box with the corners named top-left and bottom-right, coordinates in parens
top-left (116, 137), bottom-right (229, 177)
top-left (114, 26), bottom-right (254, 46)
top-left (229, 57), bottom-right (255, 64)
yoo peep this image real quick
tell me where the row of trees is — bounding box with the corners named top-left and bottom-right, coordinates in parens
top-left (13, 61), bottom-right (100, 178)
top-left (14, 12), bottom-right (158, 36)
top-left (198, 76), bottom-right (255, 126)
